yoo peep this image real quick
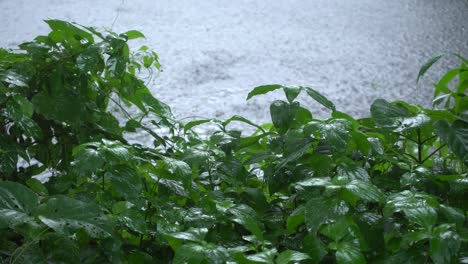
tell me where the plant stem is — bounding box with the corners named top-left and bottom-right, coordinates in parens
top-left (396, 132), bottom-right (418, 144)
top-left (102, 173), bottom-right (105, 192)
top-left (422, 144), bottom-right (447, 164)
top-left (417, 128), bottom-right (422, 164)
top-left (421, 135), bottom-right (437, 144)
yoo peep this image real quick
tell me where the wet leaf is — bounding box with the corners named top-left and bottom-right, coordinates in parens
top-left (384, 191), bottom-right (438, 229)
top-left (335, 242), bottom-right (366, 264)
top-left (430, 224), bottom-right (461, 264)
top-left (246, 84), bottom-right (282, 100)
top-left (343, 180), bottom-right (383, 204)
top-left (283, 86), bottom-right (301, 103)
top-left (276, 250), bottom-right (310, 264)
top-left (37, 196), bottom-right (112, 238)
top-left (0, 181), bottom-right (38, 228)
top-left (417, 54), bottom-right (443, 83)
top-left (124, 30), bottom-right (146, 40)
top-left (228, 204), bottom-right (264, 240)
top-left (435, 120), bottom-right (468, 162)
top-left (305, 197), bottom-right (349, 231)
top-left (270, 100), bottom-right (299, 134)
top-left (303, 87), bottom-right (336, 111)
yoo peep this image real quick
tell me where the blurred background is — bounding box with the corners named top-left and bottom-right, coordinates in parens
top-left (1, 0), bottom-right (467, 127)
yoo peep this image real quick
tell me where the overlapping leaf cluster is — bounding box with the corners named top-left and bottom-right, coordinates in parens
top-left (1, 21), bottom-right (467, 263)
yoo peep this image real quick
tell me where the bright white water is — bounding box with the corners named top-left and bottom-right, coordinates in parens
top-left (1, 0), bottom-right (467, 136)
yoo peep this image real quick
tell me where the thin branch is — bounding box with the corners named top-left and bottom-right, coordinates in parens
top-left (417, 129), bottom-right (422, 164)
top-left (109, 97), bottom-right (133, 120)
top-left (404, 152), bottom-right (420, 164)
top-left (390, 149), bottom-right (419, 164)
top-left (421, 135), bottom-right (438, 144)
top-left (422, 144), bottom-right (447, 164)
top-left (396, 132), bottom-right (418, 144)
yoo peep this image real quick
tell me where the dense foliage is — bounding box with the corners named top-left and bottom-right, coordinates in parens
top-left (0, 20), bottom-right (467, 263)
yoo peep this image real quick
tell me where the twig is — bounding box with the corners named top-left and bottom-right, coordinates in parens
top-left (422, 144), bottom-right (447, 164)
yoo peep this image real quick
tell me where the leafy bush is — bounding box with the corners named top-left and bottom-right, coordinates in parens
top-left (0, 20), bottom-right (467, 263)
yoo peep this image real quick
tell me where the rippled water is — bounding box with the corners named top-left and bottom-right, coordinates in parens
top-left (1, 0), bottom-right (467, 137)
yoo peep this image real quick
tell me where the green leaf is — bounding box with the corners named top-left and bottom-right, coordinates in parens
top-left (218, 156), bottom-right (248, 181)
top-left (72, 147), bottom-right (105, 176)
top-left (183, 148), bottom-right (213, 167)
top-left (137, 90), bottom-right (173, 117)
top-left (384, 191), bottom-right (438, 229)
top-left (184, 119), bottom-right (213, 131)
top-left (228, 204), bottom-right (264, 240)
top-left (349, 131), bottom-right (371, 154)
top-left (401, 230), bottom-right (431, 248)
top-left (295, 106), bottom-right (313, 124)
top-left (173, 243), bottom-right (230, 264)
top-left (161, 156), bottom-right (192, 180)
top-left (286, 206), bottom-right (305, 234)
top-left (10, 243), bottom-right (45, 264)
top-left (303, 235), bottom-right (327, 263)
top-left (283, 86), bottom-right (301, 103)
top-left (430, 224), bottom-right (461, 264)
top-left (45, 19), bottom-right (94, 45)
top-left (319, 217), bottom-right (352, 242)
top-left (32, 91), bottom-right (85, 125)
top-left (434, 68), bottom-right (461, 97)
top-left (343, 180), bottom-right (383, 204)
top-left (246, 84), bottom-right (282, 100)
top-left (417, 54), bottom-right (443, 83)
top-left (107, 55), bottom-right (127, 78)
top-left (393, 113), bottom-right (431, 132)
top-left (303, 87), bottom-right (336, 111)
top-left (76, 44), bottom-right (104, 73)
top-left (305, 197), bottom-right (349, 231)
top-left (277, 137), bottom-right (312, 168)
top-left (439, 204), bottom-right (465, 228)
top-left (159, 179), bottom-right (189, 197)
top-left (37, 196), bottom-right (113, 238)
top-left (13, 95), bottom-right (34, 118)
top-left (452, 53), bottom-right (468, 65)
top-left (143, 55), bottom-right (154, 68)
top-left (308, 153), bottom-right (334, 177)
top-left (0, 70), bottom-right (29, 87)
top-left (333, 111), bottom-right (360, 130)
top-left (335, 242), bottom-right (366, 264)
top-left (107, 165), bottom-right (143, 205)
top-left (101, 140), bottom-right (131, 161)
top-left (42, 233), bottom-right (80, 264)
top-left (0, 181), bottom-right (39, 228)
top-left (115, 208), bottom-right (147, 235)
top-left (4, 104), bottom-right (43, 139)
top-left (243, 248), bottom-right (277, 263)
top-left (124, 30), bottom-right (146, 40)
top-left (337, 159), bottom-right (370, 182)
top-left (92, 111), bottom-right (122, 136)
top-left (128, 251), bottom-right (153, 264)
top-left (370, 99), bottom-right (410, 128)
top-left (223, 115), bottom-right (265, 132)
top-left (383, 248), bottom-right (426, 264)
top-left (295, 177), bottom-right (331, 188)
top-left (26, 179), bottom-right (48, 196)
top-left (167, 228), bottom-right (208, 248)
top-left (0, 139), bottom-right (17, 176)
top-left (305, 119), bottom-right (350, 150)
top-left (368, 137), bottom-right (384, 155)
top-left (124, 119), bottom-right (141, 132)
top-left (15, 116), bottom-right (43, 139)
top-left (270, 100), bottom-right (299, 134)
top-left (434, 120), bottom-right (468, 162)
top-left (276, 250), bottom-right (310, 264)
